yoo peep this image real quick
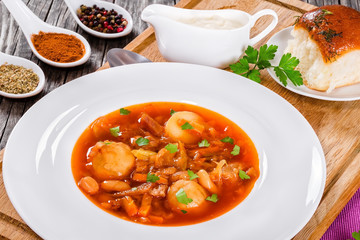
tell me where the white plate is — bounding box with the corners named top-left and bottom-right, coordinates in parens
top-left (267, 27), bottom-right (360, 101)
top-left (3, 63), bottom-right (326, 240)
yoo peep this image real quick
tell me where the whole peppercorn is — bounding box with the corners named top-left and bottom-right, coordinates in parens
top-left (77, 4), bottom-right (128, 34)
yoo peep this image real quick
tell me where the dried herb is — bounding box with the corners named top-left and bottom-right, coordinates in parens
top-left (0, 63), bottom-right (39, 94)
top-left (293, 16), bottom-right (301, 26)
top-left (318, 29), bottom-right (343, 43)
top-left (314, 9), bottom-right (333, 27)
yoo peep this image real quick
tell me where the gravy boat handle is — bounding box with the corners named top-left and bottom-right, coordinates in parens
top-left (249, 9), bottom-right (278, 45)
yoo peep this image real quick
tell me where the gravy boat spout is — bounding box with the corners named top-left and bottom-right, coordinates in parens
top-left (141, 4), bottom-right (278, 68)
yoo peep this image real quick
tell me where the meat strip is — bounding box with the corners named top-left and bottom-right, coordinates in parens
top-left (140, 113), bottom-right (164, 137)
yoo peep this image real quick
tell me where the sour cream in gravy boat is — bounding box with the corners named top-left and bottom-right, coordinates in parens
top-left (141, 4), bottom-right (278, 68)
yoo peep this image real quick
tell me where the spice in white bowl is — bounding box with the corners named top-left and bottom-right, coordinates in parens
top-left (0, 63), bottom-right (39, 94)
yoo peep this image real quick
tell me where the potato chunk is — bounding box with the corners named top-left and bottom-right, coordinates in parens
top-left (165, 111), bottom-right (205, 144)
top-left (167, 180), bottom-right (208, 213)
top-left (89, 142), bottom-right (135, 180)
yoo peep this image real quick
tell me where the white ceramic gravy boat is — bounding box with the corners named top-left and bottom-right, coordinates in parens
top-left (0, 51), bottom-right (45, 98)
top-left (2, 0), bottom-right (91, 68)
top-left (141, 4), bottom-right (278, 68)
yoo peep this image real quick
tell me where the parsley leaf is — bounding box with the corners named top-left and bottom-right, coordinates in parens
top-left (231, 145), bottom-right (240, 156)
top-left (170, 109), bottom-right (176, 116)
top-left (230, 58), bottom-right (249, 75)
top-left (353, 230), bottom-right (360, 240)
top-left (239, 170), bottom-right (250, 180)
top-left (146, 173), bottom-right (160, 183)
top-left (187, 170), bottom-right (199, 180)
top-left (206, 194), bottom-right (218, 203)
top-left (110, 126), bottom-right (120, 137)
top-left (120, 108), bottom-right (131, 115)
top-left (276, 53), bottom-right (303, 86)
top-left (165, 143), bottom-right (178, 153)
top-left (257, 44), bottom-right (278, 69)
top-left (181, 122), bottom-right (194, 130)
top-left (176, 188), bottom-right (193, 205)
top-left (181, 210), bottom-right (187, 214)
top-left (243, 46), bottom-right (258, 64)
top-left (246, 69), bottom-right (261, 83)
top-left (230, 44), bottom-right (303, 87)
top-left (221, 136), bottom-right (234, 144)
top-left (198, 139), bottom-right (210, 147)
top-left (136, 137), bottom-right (149, 146)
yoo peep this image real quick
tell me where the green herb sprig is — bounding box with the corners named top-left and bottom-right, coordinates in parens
top-left (230, 45), bottom-right (303, 87)
top-left (353, 230), bottom-right (360, 240)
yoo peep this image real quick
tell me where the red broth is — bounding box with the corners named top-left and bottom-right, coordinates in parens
top-left (72, 102), bottom-right (259, 226)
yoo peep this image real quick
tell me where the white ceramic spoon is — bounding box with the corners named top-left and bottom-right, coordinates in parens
top-left (0, 51), bottom-right (45, 98)
top-left (64, 0), bottom-right (133, 39)
top-left (2, 0), bottom-right (91, 68)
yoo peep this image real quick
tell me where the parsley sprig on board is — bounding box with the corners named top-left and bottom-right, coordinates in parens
top-left (230, 44), bottom-right (303, 87)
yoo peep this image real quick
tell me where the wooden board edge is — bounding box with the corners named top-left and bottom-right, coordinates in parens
top-left (267, 0), bottom-right (316, 13)
top-left (294, 143), bottom-right (360, 240)
top-left (0, 148), bottom-right (3, 172)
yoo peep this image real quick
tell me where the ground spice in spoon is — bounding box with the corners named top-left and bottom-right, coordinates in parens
top-left (31, 31), bottom-right (85, 63)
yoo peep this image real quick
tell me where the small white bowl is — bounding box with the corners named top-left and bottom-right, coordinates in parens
top-left (0, 52), bottom-right (45, 99)
top-left (64, 0), bottom-right (133, 39)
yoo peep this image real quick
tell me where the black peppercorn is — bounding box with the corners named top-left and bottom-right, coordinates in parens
top-left (77, 4), bottom-right (128, 34)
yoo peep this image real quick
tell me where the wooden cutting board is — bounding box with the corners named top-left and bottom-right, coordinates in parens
top-left (1, 0), bottom-right (360, 239)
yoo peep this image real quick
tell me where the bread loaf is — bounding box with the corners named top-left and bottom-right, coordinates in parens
top-left (285, 5), bottom-right (360, 92)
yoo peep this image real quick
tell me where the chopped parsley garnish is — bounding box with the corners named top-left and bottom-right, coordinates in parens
top-left (181, 122), bottom-right (194, 130)
top-left (230, 44), bottom-right (303, 87)
top-left (198, 139), bottom-right (210, 147)
top-left (221, 136), bottom-right (234, 144)
top-left (181, 210), bottom-right (187, 214)
top-left (239, 170), bottom-right (250, 180)
top-left (187, 170), bottom-right (199, 180)
top-left (146, 173), bottom-right (160, 183)
top-left (136, 137), bottom-right (149, 146)
top-left (231, 145), bottom-right (240, 156)
top-left (206, 194), bottom-right (218, 203)
top-left (165, 143), bottom-right (178, 153)
top-left (120, 108), bottom-right (131, 115)
top-left (176, 188), bottom-right (193, 205)
top-left (170, 109), bottom-right (176, 116)
top-left (109, 126), bottom-right (120, 137)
